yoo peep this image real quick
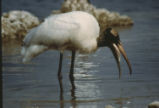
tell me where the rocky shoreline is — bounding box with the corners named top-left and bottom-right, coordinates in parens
top-left (2, 10), bottom-right (40, 40)
top-left (1, 0), bottom-right (133, 41)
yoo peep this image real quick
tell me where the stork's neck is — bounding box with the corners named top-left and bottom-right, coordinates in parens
top-left (97, 36), bottom-right (107, 47)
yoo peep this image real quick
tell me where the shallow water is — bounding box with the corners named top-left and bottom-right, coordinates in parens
top-left (2, 0), bottom-right (159, 108)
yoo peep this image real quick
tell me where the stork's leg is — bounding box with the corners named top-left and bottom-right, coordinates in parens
top-left (69, 51), bottom-right (76, 81)
top-left (58, 52), bottom-right (63, 79)
top-left (69, 51), bottom-right (76, 98)
top-left (57, 52), bottom-right (64, 103)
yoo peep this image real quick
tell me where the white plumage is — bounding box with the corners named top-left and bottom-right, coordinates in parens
top-left (21, 11), bottom-right (100, 63)
top-left (21, 11), bottom-right (132, 79)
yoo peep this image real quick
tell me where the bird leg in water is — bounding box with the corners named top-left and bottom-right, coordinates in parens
top-left (69, 51), bottom-right (76, 99)
top-left (69, 51), bottom-right (76, 88)
top-left (57, 52), bottom-right (64, 103)
top-left (69, 51), bottom-right (76, 107)
top-left (58, 52), bottom-right (63, 79)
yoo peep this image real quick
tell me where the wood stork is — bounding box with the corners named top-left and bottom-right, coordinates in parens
top-left (21, 11), bottom-right (132, 78)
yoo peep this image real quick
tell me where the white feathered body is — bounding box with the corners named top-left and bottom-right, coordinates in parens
top-left (21, 11), bottom-right (100, 62)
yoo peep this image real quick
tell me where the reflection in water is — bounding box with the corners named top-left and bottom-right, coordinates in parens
top-left (2, 40), bottom-right (22, 56)
top-left (58, 52), bottom-right (100, 108)
top-left (3, 20), bottom-right (159, 108)
top-left (58, 51), bottom-right (77, 108)
top-left (3, 36), bottom-right (159, 108)
top-left (75, 54), bottom-right (99, 79)
top-left (73, 54), bottom-right (102, 100)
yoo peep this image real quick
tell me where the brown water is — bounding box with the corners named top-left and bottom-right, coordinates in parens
top-left (2, 0), bottom-right (159, 108)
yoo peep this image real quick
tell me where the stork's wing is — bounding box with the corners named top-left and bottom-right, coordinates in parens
top-left (23, 15), bottom-right (80, 46)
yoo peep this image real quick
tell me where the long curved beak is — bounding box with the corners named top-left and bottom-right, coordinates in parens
top-left (109, 42), bottom-right (132, 78)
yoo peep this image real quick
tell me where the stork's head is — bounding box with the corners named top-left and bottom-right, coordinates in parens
top-left (97, 28), bottom-right (132, 78)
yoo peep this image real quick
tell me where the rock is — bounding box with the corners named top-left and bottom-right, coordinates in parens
top-left (148, 101), bottom-right (159, 108)
top-left (2, 0), bottom-right (133, 40)
top-left (2, 10), bottom-right (40, 40)
top-left (52, 0), bottom-right (133, 32)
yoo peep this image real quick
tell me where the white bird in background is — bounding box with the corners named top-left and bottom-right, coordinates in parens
top-left (21, 11), bottom-right (132, 78)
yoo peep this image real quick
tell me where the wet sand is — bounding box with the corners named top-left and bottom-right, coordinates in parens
top-left (2, 0), bottom-right (159, 108)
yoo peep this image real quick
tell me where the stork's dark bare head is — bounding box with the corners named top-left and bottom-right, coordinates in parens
top-left (104, 28), bottom-right (120, 44)
top-left (97, 28), bottom-right (132, 78)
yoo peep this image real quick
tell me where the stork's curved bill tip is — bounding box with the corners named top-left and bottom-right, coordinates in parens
top-left (117, 42), bottom-right (132, 75)
top-left (110, 42), bottom-right (132, 78)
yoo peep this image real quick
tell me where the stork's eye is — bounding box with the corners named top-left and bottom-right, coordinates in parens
top-left (104, 28), bottom-right (120, 44)
top-left (110, 29), bottom-right (120, 43)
